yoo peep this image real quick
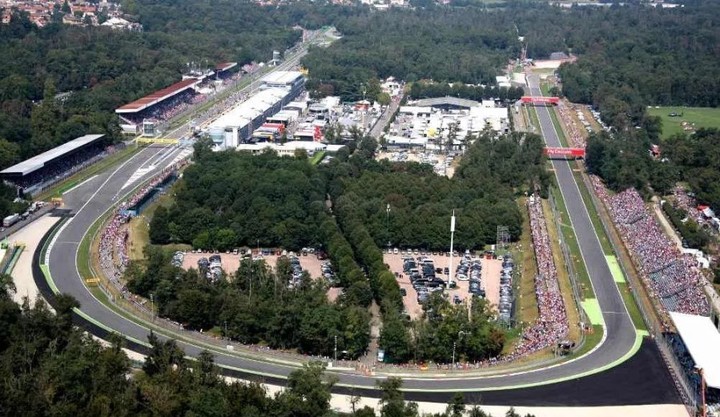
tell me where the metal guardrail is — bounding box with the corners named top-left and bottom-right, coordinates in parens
top-left (577, 171), bottom-right (697, 414)
top-left (547, 188), bottom-right (589, 353)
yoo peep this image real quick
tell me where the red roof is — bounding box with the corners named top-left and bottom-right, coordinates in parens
top-left (215, 62), bottom-right (237, 72)
top-left (116, 78), bottom-right (200, 114)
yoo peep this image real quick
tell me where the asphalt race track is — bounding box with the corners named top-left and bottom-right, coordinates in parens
top-left (36, 79), bottom-right (681, 405)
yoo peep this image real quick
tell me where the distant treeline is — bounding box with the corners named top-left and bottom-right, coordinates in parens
top-left (409, 82), bottom-right (525, 102)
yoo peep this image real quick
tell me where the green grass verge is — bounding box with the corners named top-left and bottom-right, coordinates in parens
top-left (616, 282), bottom-right (647, 331)
top-left (570, 325), bottom-right (604, 358)
top-left (35, 145), bottom-right (142, 201)
top-left (77, 211), bottom-right (109, 280)
top-left (309, 151), bottom-right (326, 165)
top-left (647, 106), bottom-right (720, 139)
top-left (548, 106), bottom-right (570, 148)
top-left (527, 105), bottom-right (541, 133)
top-left (540, 81), bottom-right (552, 97)
top-left (550, 184), bottom-right (595, 300)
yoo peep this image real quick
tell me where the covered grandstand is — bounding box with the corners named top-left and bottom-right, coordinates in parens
top-left (0, 134), bottom-right (107, 196)
top-left (668, 312), bottom-right (720, 415)
top-left (115, 63), bottom-right (238, 135)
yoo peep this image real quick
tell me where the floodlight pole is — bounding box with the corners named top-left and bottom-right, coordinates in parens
top-left (386, 204), bottom-right (391, 247)
top-left (448, 210), bottom-right (456, 287)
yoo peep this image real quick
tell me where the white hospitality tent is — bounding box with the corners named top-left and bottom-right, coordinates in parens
top-left (669, 312), bottom-right (720, 389)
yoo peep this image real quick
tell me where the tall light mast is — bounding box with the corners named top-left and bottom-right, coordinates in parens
top-left (448, 210), bottom-right (456, 287)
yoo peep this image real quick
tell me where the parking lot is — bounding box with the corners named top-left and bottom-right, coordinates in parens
top-left (383, 251), bottom-right (505, 320)
top-left (180, 250), bottom-right (327, 281)
top-left (376, 151), bottom-right (455, 177)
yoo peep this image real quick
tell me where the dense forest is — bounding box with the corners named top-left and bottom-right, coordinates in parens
top-left (155, 131), bottom-right (547, 253)
top-left (555, 2), bottom-right (720, 133)
top-left (2, 274), bottom-right (540, 416)
top-left (326, 131), bottom-right (548, 251)
top-left (151, 148), bottom-right (326, 250)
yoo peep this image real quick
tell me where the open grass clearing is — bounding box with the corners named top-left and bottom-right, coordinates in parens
top-left (542, 198), bottom-right (582, 344)
top-left (526, 105), bottom-right (541, 134)
top-left (515, 197), bottom-right (539, 327)
top-left (648, 106), bottom-right (720, 139)
top-left (126, 192), bottom-right (175, 260)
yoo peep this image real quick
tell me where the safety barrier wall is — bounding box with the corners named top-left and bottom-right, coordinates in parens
top-left (578, 170), bottom-right (697, 414)
top-left (548, 188), bottom-right (590, 343)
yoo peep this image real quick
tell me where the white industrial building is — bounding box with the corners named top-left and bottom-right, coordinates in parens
top-left (236, 141), bottom-right (345, 157)
top-left (206, 71), bottom-right (306, 148)
top-left (387, 97), bottom-right (509, 152)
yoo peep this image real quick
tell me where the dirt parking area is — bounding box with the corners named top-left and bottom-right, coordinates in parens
top-left (383, 252), bottom-right (503, 320)
top-left (181, 251), bottom-right (327, 279)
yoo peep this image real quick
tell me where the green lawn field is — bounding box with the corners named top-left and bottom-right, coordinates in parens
top-left (648, 106), bottom-right (720, 139)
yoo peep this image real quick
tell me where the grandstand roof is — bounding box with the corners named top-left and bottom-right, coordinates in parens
top-left (261, 71), bottom-right (303, 86)
top-left (413, 96), bottom-right (480, 109)
top-left (115, 78), bottom-right (201, 114)
top-left (215, 62), bottom-right (237, 72)
top-left (669, 312), bottom-right (720, 389)
top-left (209, 87), bottom-right (290, 130)
top-left (0, 134), bottom-right (105, 177)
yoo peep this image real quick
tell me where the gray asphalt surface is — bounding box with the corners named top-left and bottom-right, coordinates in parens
top-left (44, 75), bottom-right (641, 396)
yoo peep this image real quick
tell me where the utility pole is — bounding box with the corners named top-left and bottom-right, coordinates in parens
top-left (448, 210), bottom-right (456, 287)
top-left (150, 293), bottom-right (154, 321)
top-left (453, 330), bottom-right (466, 370)
top-left (386, 203), bottom-right (391, 248)
top-left (334, 335), bottom-right (338, 363)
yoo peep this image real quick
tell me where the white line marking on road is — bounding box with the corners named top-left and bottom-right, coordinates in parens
top-left (62, 174), bottom-right (98, 195)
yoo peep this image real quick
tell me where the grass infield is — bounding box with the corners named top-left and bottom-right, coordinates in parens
top-left (648, 106), bottom-right (720, 139)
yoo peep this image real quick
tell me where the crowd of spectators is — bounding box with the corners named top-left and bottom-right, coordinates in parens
top-left (123, 89), bottom-right (209, 126)
top-left (506, 194), bottom-right (569, 358)
top-left (99, 163), bottom-right (187, 290)
top-left (590, 175), bottom-right (710, 316)
top-left (672, 186), bottom-right (714, 231)
top-left (556, 101), bottom-right (586, 148)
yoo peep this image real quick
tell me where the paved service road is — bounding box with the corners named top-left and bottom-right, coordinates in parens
top-left (42, 75), bottom-right (654, 401)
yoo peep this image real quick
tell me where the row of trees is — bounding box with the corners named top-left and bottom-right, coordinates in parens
top-left (0, 275), bottom-right (536, 417)
top-left (318, 135), bottom-right (541, 363)
top-left (125, 246), bottom-right (371, 359)
top-left (321, 132), bottom-right (548, 252)
top-left (409, 82), bottom-right (525, 103)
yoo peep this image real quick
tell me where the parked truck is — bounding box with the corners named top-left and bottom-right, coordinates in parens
top-left (3, 214), bottom-right (20, 228)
